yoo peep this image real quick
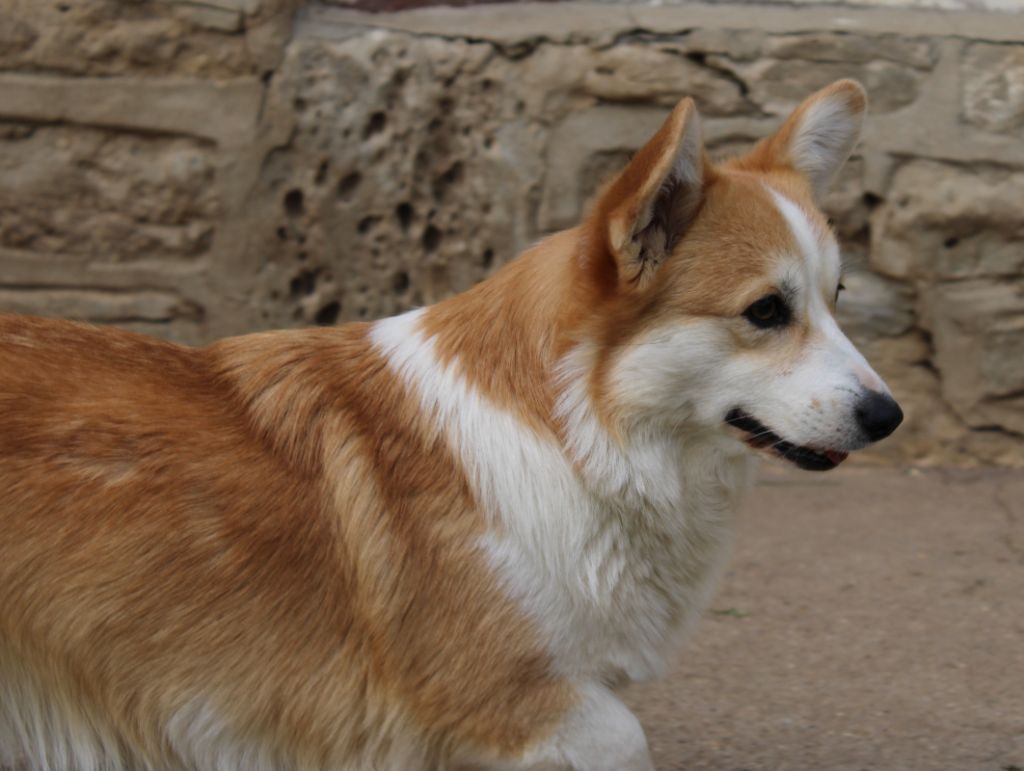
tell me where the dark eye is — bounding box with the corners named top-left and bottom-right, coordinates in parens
top-left (835, 281), bottom-right (846, 303)
top-left (743, 294), bottom-right (790, 329)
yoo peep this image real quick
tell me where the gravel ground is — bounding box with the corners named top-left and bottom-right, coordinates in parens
top-left (623, 465), bottom-right (1024, 771)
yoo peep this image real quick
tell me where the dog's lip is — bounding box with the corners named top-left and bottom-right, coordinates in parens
top-left (724, 408), bottom-right (848, 472)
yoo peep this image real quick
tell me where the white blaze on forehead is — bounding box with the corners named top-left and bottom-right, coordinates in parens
top-left (764, 186), bottom-right (840, 293)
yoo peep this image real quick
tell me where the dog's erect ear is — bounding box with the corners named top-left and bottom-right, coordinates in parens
top-left (743, 79), bottom-right (866, 201)
top-left (595, 98), bottom-right (706, 289)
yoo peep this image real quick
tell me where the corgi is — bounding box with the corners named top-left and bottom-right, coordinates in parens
top-left (0, 79), bottom-right (902, 771)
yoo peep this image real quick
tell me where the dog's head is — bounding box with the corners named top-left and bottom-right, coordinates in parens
top-left (581, 80), bottom-right (901, 470)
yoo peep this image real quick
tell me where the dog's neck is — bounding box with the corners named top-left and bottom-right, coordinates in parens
top-left (418, 228), bottom-right (749, 507)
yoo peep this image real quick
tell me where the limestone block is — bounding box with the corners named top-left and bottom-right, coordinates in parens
top-left (0, 0), bottom-right (264, 78)
top-left (922, 279), bottom-right (1024, 435)
top-left (579, 44), bottom-right (750, 113)
top-left (0, 125), bottom-right (218, 262)
top-left (962, 42), bottom-right (1024, 135)
top-left (871, 161), bottom-right (1024, 280)
top-left (721, 34), bottom-right (931, 116)
top-left (0, 288), bottom-right (201, 324)
top-left (242, 30), bottom-right (543, 328)
top-left (0, 73), bottom-right (262, 147)
top-left (762, 32), bottom-right (937, 69)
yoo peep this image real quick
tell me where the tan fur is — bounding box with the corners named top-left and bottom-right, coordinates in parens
top-left (0, 317), bottom-right (570, 768)
top-left (0, 80), bottom-right (867, 770)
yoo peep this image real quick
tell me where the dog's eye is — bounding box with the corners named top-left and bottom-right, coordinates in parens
top-left (743, 294), bottom-right (790, 329)
top-left (835, 282), bottom-right (846, 303)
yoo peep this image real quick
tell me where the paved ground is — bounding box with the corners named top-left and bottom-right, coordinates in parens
top-left (622, 465), bottom-right (1024, 771)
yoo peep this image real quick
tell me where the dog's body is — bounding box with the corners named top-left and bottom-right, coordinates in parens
top-left (0, 80), bottom-right (901, 771)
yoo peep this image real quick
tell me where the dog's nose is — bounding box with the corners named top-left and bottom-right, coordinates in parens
top-left (855, 391), bottom-right (904, 442)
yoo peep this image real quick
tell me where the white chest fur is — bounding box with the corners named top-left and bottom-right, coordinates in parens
top-left (372, 311), bottom-right (755, 683)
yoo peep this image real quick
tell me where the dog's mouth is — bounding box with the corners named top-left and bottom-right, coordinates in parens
top-left (725, 409), bottom-right (849, 472)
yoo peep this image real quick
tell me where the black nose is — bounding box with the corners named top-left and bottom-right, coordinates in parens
top-left (855, 391), bottom-right (904, 442)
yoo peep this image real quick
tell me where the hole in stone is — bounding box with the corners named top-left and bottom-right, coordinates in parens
top-left (315, 159), bottom-right (330, 185)
top-left (595, 66), bottom-right (615, 75)
top-left (482, 248), bottom-right (494, 269)
top-left (290, 268), bottom-right (320, 297)
top-left (685, 52), bottom-right (707, 65)
top-left (358, 307), bottom-right (368, 319)
top-left (482, 79), bottom-right (494, 91)
top-left (337, 171), bottom-right (362, 200)
top-left (283, 189), bottom-right (305, 218)
top-left (269, 290), bottom-right (280, 300)
top-left (57, 2), bottom-right (70, 11)
top-left (297, 251), bottom-right (307, 261)
top-left (862, 192), bottom-right (883, 209)
top-left (363, 112), bottom-right (387, 139)
top-left (293, 97), bottom-right (307, 112)
top-left (393, 271), bottom-right (410, 293)
top-left (439, 97), bottom-right (454, 112)
top-left (433, 161), bottom-right (463, 200)
top-left (276, 226), bottom-right (288, 241)
top-left (358, 216), bottom-right (380, 234)
top-left (422, 225), bottom-right (442, 253)
top-left (943, 236), bottom-right (960, 249)
top-left (315, 301), bottom-right (341, 326)
top-left (484, 136), bottom-right (494, 149)
top-left (396, 202), bottom-right (414, 230)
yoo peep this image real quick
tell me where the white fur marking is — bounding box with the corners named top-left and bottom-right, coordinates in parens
top-left (371, 311), bottom-right (746, 683)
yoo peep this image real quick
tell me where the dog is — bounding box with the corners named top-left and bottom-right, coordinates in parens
top-left (0, 78), bottom-right (901, 770)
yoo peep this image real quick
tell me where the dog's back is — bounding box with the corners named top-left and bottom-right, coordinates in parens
top-left (0, 315), bottom-right (568, 770)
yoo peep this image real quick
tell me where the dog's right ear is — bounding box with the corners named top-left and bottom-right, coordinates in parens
top-left (592, 98), bottom-right (707, 291)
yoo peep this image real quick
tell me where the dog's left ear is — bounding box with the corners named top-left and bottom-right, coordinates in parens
top-left (594, 98), bottom-right (706, 289)
top-left (744, 79), bottom-right (867, 201)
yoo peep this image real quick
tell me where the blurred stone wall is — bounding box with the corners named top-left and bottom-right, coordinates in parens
top-left (1, 0), bottom-right (1022, 466)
